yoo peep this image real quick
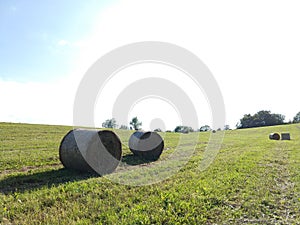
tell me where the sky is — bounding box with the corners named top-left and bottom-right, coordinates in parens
top-left (1, 0), bottom-right (300, 130)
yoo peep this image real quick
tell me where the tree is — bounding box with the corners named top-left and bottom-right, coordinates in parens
top-left (293, 112), bottom-right (300, 123)
top-left (174, 126), bottom-right (183, 133)
top-left (102, 118), bottom-right (117, 128)
top-left (237, 110), bottom-right (285, 129)
top-left (154, 128), bottom-right (162, 132)
top-left (174, 126), bottom-right (193, 133)
top-left (119, 125), bottom-right (128, 130)
top-left (224, 125), bottom-right (230, 130)
top-left (130, 117), bottom-right (142, 130)
top-left (199, 125), bottom-right (211, 132)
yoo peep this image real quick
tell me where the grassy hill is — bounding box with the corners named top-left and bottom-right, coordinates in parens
top-left (0, 122), bottom-right (300, 224)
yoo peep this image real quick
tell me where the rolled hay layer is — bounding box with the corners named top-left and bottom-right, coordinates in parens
top-left (129, 131), bottom-right (164, 160)
top-left (59, 129), bottom-right (122, 175)
top-left (269, 133), bottom-right (280, 140)
top-left (281, 133), bottom-right (291, 140)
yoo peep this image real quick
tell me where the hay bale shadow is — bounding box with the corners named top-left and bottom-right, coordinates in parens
top-left (0, 168), bottom-right (97, 194)
top-left (122, 154), bottom-right (156, 166)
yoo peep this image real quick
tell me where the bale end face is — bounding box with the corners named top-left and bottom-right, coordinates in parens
top-left (269, 133), bottom-right (280, 140)
top-left (129, 131), bottom-right (164, 160)
top-left (59, 129), bottom-right (122, 175)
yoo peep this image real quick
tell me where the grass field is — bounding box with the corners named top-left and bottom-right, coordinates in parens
top-left (0, 122), bottom-right (300, 224)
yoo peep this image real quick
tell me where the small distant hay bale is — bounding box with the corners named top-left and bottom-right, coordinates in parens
top-left (269, 133), bottom-right (280, 140)
top-left (128, 131), bottom-right (164, 160)
top-left (281, 133), bottom-right (291, 140)
top-left (59, 129), bottom-right (122, 175)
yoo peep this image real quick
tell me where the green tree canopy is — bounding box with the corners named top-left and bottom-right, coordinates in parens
top-left (199, 125), bottom-right (211, 132)
top-left (174, 126), bottom-right (194, 133)
top-left (293, 112), bottom-right (300, 123)
top-left (102, 118), bottom-right (117, 128)
top-left (130, 117), bottom-right (142, 130)
top-left (237, 110), bottom-right (285, 129)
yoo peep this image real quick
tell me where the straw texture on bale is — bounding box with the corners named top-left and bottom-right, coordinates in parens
top-left (281, 133), bottom-right (291, 140)
top-left (128, 131), bottom-right (164, 160)
top-left (59, 129), bottom-right (122, 175)
top-left (269, 133), bottom-right (280, 140)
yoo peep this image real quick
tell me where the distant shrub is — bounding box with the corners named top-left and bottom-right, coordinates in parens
top-left (199, 125), bottom-right (211, 132)
top-left (174, 126), bottom-right (193, 133)
top-left (119, 125), bottom-right (128, 130)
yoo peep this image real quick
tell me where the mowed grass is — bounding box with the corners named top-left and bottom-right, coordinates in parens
top-left (0, 122), bottom-right (300, 224)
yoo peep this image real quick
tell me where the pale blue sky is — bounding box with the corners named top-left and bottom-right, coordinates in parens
top-left (0, 0), bottom-right (300, 129)
top-left (0, 0), bottom-right (113, 82)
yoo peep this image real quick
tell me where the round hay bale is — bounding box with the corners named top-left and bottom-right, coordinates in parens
top-left (59, 129), bottom-right (122, 175)
top-left (281, 133), bottom-right (291, 140)
top-left (128, 131), bottom-right (164, 160)
top-left (269, 133), bottom-right (280, 140)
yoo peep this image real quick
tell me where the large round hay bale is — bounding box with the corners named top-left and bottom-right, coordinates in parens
top-left (269, 133), bottom-right (280, 140)
top-left (128, 131), bottom-right (164, 160)
top-left (59, 129), bottom-right (122, 175)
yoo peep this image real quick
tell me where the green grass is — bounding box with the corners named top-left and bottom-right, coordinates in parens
top-left (0, 122), bottom-right (300, 224)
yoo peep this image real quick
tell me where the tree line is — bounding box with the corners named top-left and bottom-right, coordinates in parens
top-left (102, 116), bottom-right (142, 130)
top-left (237, 110), bottom-right (300, 129)
top-left (102, 111), bottom-right (300, 131)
